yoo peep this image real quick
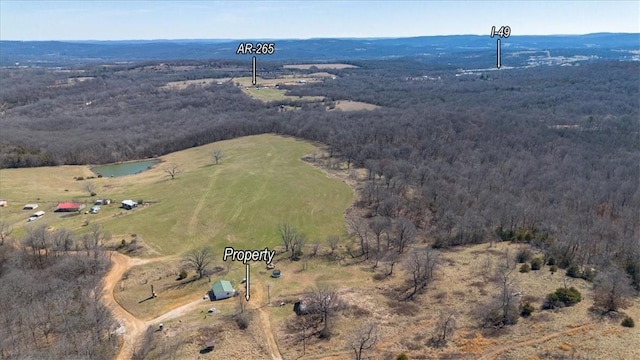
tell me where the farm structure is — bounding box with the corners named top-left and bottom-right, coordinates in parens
top-left (23, 204), bottom-right (38, 210)
top-left (121, 200), bottom-right (136, 210)
top-left (0, 200), bottom-right (7, 207)
top-left (55, 202), bottom-right (86, 212)
top-left (210, 280), bottom-right (235, 300)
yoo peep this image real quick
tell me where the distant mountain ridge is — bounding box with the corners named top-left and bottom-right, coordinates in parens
top-left (1, 33), bottom-right (638, 66)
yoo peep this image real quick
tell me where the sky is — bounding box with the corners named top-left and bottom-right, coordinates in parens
top-left (0, 0), bottom-right (638, 41)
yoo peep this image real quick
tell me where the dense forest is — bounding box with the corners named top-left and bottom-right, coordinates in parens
top-left (0, 225), bottom-right (118, 359)
top-left (1, 58), bottom-right (639, 331)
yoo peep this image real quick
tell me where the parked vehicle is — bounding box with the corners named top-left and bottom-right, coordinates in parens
top-left (27, 211), bottom-right (45, 222)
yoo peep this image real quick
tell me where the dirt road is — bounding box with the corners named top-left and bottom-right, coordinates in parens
top-left (104, 252), bottom-right (283, 360)
top-left (102, 252), bottom-right (150, 360)
top-left (250, 281), bottom-right (283, 360)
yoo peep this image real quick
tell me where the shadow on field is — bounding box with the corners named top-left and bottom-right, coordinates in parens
top-left (138, 295), bottom-right (155, 304)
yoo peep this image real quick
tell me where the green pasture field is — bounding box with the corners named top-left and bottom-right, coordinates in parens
top-left (0, 135), bottom-right (353, 256)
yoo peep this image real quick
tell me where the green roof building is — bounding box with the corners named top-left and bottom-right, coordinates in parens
top-left (211, 280), bottom-right (235, 300)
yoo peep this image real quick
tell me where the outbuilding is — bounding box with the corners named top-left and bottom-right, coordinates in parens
top-left (55, 202), bottom-right (86, 212)
top-left (0, 200), bottom-right (7, 207)
top-left (121, 200), bottom-right (137, 210)
top-left (210, 280), bottom-right (235, 300)
top-left (23, 204), bottom-right (38, 210)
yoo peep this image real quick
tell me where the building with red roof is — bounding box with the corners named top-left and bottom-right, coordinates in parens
top-left (55, 202), bottom-right (85, 212)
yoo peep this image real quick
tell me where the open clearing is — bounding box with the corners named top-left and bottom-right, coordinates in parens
top-left (329, 100), bottom-right (380, 111)
top-left (242, 87), bottom-right (324, 103)
top-left (232, 76), bottom-right (322, 87)
top-left (115, 239), bottom-right (639, 359)
top-left (0, 134), bottom-right (353, 255)
top-left (284, 63), bottom-right (359, 70)
top-left (160, 77), bottom-right (231, 90)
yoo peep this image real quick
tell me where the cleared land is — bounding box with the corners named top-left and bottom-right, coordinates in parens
top-left (159, 75), bottom-right (326, 103)
top-left (284, 64), bottom-right (359, 70)
top-left (242, 87), bottom-right (324, 103)
top-left (160, 78), bottom-right (231, 90)
top-left (329, 100), bottom-right (380, 111)
top-left (232, 76), bottom-right (322, 87)
top-left (0, 134), bottom-right (353, 255)
top-left (232, 76), bottom-right (325, 103)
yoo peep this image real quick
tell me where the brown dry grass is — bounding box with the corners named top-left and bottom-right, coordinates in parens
top-left (114, 227), bottom-right (640, 360)
top-left (114, 259), bottom-right (244, 320)
top-left (329, 100), bottom-right (380, 111)
top-left (160, 77), bottom-right (230, 90)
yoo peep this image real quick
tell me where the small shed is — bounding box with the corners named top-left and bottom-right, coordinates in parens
top-left (23, 204), bottom-right (38, 210)
top-left (55, 202), bottom-right (85, 212)
top-left (210, 280), bottom-right (235, 300)
top-left (0, 200), bottom-right (7, 207)
top-left (121, 200), bottom-right (136, 210)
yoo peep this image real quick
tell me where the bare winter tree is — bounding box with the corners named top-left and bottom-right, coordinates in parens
top-left (89, 224), bottom-right (111, 247)
top-left (52, 228), bottom-right (74, 254)
top-left (163, 164), bottom-right (183, 180)
top-left (482, 250), bottom-right (519, 327)
top-left (383, 250), bottom-right (400, 277)
top-left (348, 218), bottom-right (370, 259)
top-left (404, 247), bottom-right (440, 299)
top-left (348, 322), bottom-right (379, 360)
top-left (593, 266), bottom-right (635, 312)
top-left (293, 314), bottom-right (319, 355)
top-left (370, 216), bottom-right (390, 267)
top-left (183, 247), bottom-right (214, 279)
top-left (326, 235), bottom-right (340, 254)
top-left (211, 149), bottom-right (224, 165)
top-left (279, 223), bottom-right (296, 252)
top-left (291, 232), bottom-right (307, 260)
top-left (430, 309), bottom-right (457, 347)
top-left (307, 287), bottom-right (339, 339)
top-left (0, 221), bottom-right (13, 245)
top-left (22, 224), bottom-right (52, 267)
top-left (84, 181), bottom-right (96, 196)
top-left (394, 216), bottom-right (416, 254)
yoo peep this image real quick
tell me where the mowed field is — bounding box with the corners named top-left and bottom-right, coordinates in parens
top-left (0, 134), bottom-right (353, 256)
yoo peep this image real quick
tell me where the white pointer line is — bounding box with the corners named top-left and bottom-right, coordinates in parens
top-left (245, 264), bottom-right (250, 301)
top-left (252, 56), bottom-right (257, 85)
top-left (497, 39), bottom-right (501, 69)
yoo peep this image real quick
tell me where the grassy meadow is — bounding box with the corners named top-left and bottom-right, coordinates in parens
top-left (0, 134), bottom-right (353, 256)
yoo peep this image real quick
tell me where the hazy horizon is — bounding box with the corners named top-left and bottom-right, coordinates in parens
top-left (1, 1), bottom-right (638, 41)
top-left (2, 32), bottom-right (640, 43)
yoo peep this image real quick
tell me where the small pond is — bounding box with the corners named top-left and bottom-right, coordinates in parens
top-left (91, 159), bottom-right (159, 177)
